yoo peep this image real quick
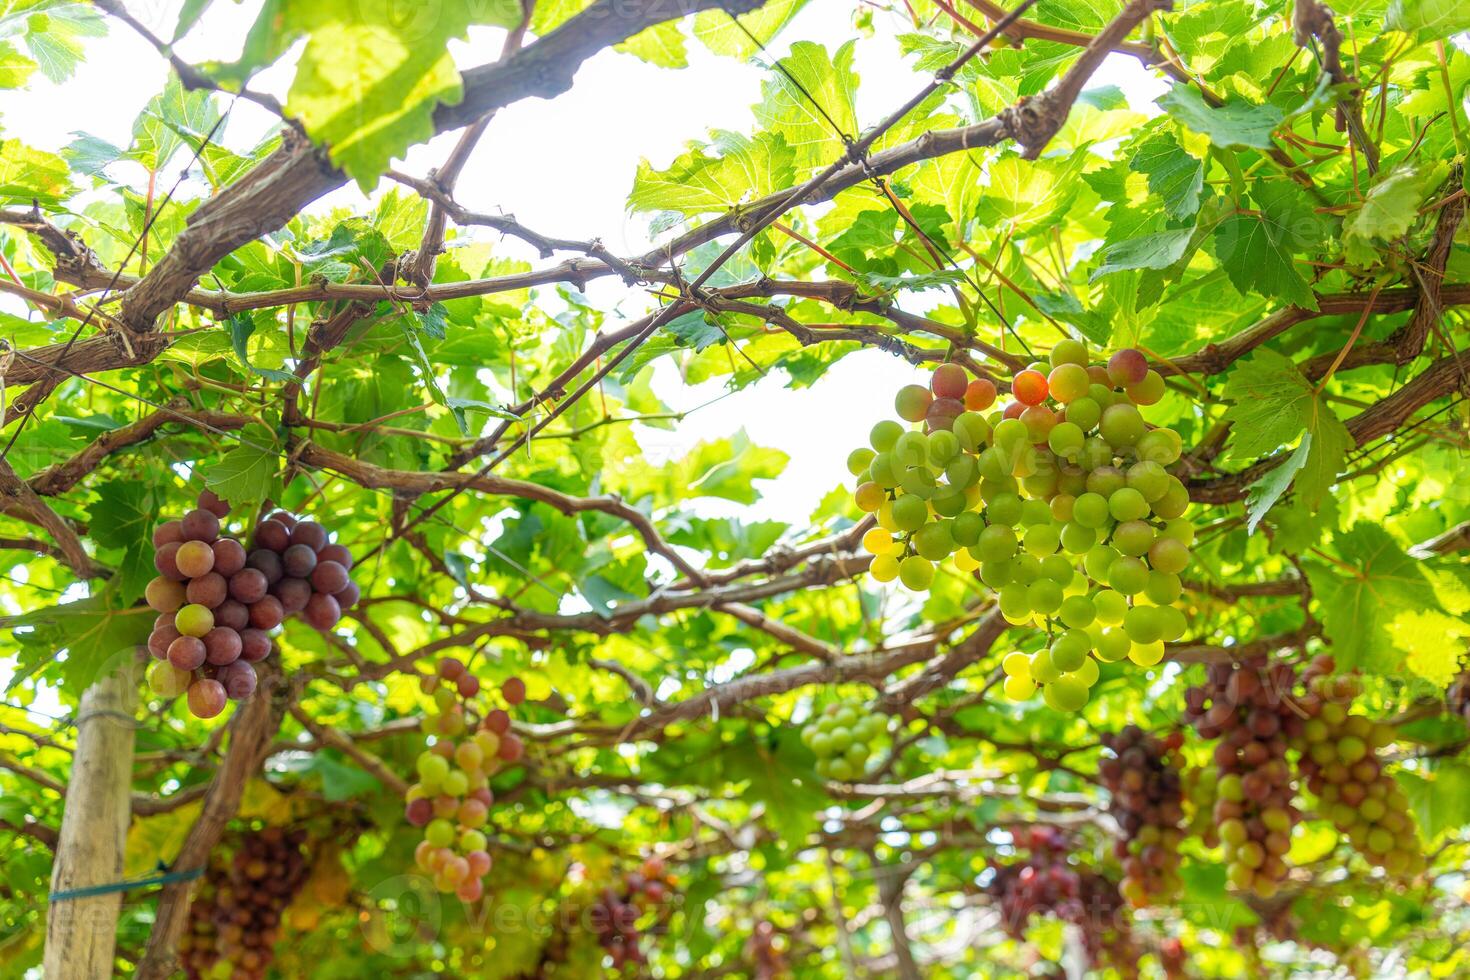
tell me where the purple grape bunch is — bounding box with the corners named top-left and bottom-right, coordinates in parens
top-left (246, 509), bottom-right (360, 634)
top-left (145, 494), bottom-right (360, 720)
top-left (145, 490), bottom-right (271, 719)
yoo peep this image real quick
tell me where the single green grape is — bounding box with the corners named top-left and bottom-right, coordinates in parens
top-left (870, 420), bottom-right (904, 452)
top-left (945, 454), bottom-right (979, 490)
top-left (898, 555), bottom-right (935, 591)
top-left (1058, 594), bottom-right (1096, 629)
top-left (1111, 519), bottom-right (1156, 557)
top-left (1126, 460), bottom-right (1169, 501)
top-left (1064, 396), bottom-right (1101, 432)
top-left (847, 448), bottom-right (876, 476)
top-left (1145, 570), bottom-right (1183, 605)
top-left (953, 412), bottom-right (991, 452)
top-left (1083, 544), bottom-right (1119, 582)
top-left (1108, 487), bottom-right (1150, 522)
top-left (1072, 492), bottom-right (1110, 529)
top-left (1040, 554), bottom-right (1074, 585)
top-left (1123, 605), bottom-right (1165, 644)
top-left (1093, 588), bottom-right (1128, 625)
top-left (1026, 579), bottom-right (1064, 614)
top-left (914, 521), bottom-right (955, 561)
top-left (951, 512), bottom-right (983, 547)
top-left (975, 524), bottom-right (1018, 562)
top-left (1019, 498), bottom-right (1053, 527)
top-left (1059, 521), bottom-right (1095, 555)
top-left (1085, 465), bottom-right (1126, 497)
top-left (1099, 403), bottom-right (1146, 448)
top-left (1108, 556), bottom-right (1149, 595)
top-left (1048, 421), bottom-right (1085, 458)
top-left (1023, 523), bottom-right (1061, 558)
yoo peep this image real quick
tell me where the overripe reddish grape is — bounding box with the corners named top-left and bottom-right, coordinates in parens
top-left (228, 568), bottom-right (269, 604)
top-left (180, 509), bottom-right (220, 542)
top-left (153, 521), bottom-right (184, 547)
top-left (273, 577), bottom-right (311, 614)
top-left (245, 549), bottom-right (283, 585)
top-left (456, 674), bottom-right (480, 698)
top-left (281, 544), bottom-right (317, 578)
top-left (148, 625), bottom-right (179, 660)
top-left (502, 677), bottom-right (526, 706)
top-left (211, 538), bottom-right (246, 576)
top-left (438, 658), bottom-right (465, 681)
top-left (197, 489), bottom-right (231, 518)
top-left (290, 521), bottom-right (327, 552)
top-left (310, 561), bottom-right (350, 595)
top-left (203, 627), bottom-right (243, 666)
top-left (249, 596), bottom-right (284, 630)
top-left (498, 733), bottom-right (524, 762)
top-left (215, 599), bottom-right (249, 631)
top-left (302, 593), bottom-right (340, 630)
top-left (239, 629), bottom-right (272, 663)
top-left (186, 572), bottom-right (228, 609)
top-left (154, 541), bottom-right (185, 581)
top-left (169, 636), bottom-right (208, 671)
top-left (334, 581), bottom-right (361, 609)
top-left (318, 543), bottom-right (353, 570)
top-left (215, 661), bottom-right (257, 701)
top-left (965, 377), bottom-right (997, 410)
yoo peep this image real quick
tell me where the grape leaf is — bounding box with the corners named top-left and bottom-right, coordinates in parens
top-left (629, 130), bottom-right (796, 216)
top-left (753, 40), bottom-right (860, 172)
top-left (87, 481), bottom-right (156, 605)
top-left (1342, 165), bottom-right (1432, 265)
top-left (1090, 228), bottom-right (1194, 280)
top-left (1158, 86), bottom-right (1283, 150)
top-left (1385, 0), bottom-right (1470, 38)
top-left (1129, 132), bottom-right (1204, 219)
top-left (205, 431), bottom-right (281, 515)
top-left (0, 139), bottom-right (74, 203)
top-left (1212, 182), bottom-right (1322, 309)
top-left (2, 586), bottom-right (153, 694)
top-left (1304, 523), bottom-right (1437, 672)
top-left (1389, 609), bottom-right (1470, 687)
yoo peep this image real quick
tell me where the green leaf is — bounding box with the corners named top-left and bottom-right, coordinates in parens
top-left (1091, 228), bottom-right (1194, 279)
top-left (395, 311), bottom-right (458, 430)
top-left (693, 0), bottom-right (812, 59)
top-left (1222, 349), bottom-right (1336, 459)
top-left (1385, 0), bottom-right (1470, 38)
top-left (665, 310), bottom-right (727, 352)
top-left (629, 130), bottom-right (796, 216)
top-left (0, 40), bottom-right (37, 88)
top-left (227, 314), bottom-right (297, 384)
top-left (1129, 132), bottom-right (1204, 219)
top-left (204, 430), bottom-right (280, 515)
top-left (2, 586), bottom-right (153, 694)
top-left (1397, 763), bottom-right (1470, 839)
top-left (855, 267), bottom-right (968, 293)
top-left (87, 481), bottom-right (157, 604)
top-left (1388, 609), bottom-right (1470, 687)
top-left (752, 40), bottom-right (860, 172)
top-left (1212, 182), bottom-right (1322, 310)
top-left (1158, 86), bottom-right (1284, 150)
top-left (1304, 523), bottom-right (1437, 672)
top-left (279, 0), bottom-right (518, 187)
top-left (0, 138), bottom-right (74, 203)
top-left (1342, 165), bottom-right (1431, 263)
top-left (615, 19), bottom-right (687, 69)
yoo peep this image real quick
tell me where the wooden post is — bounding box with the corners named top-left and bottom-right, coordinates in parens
top-left (43, 667), bottom-right (137, 980)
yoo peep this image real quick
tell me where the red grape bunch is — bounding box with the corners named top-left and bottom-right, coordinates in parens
top-left (404, 657), bottom-right (528, 901)
top-left (1099, 725), bottom-right (1186, 907)
top-left (1182, 657), bottom-right (1301, 898)
top-left (245, 510), bottom-right (360, 633)
top-left (846, 341), bottom-right (1193, 712)
top-left (986, 826), bottom-right (1137, 973)
top-left (1292, 655), bottom-right (1426, 877)
top-left (590, 857), bottom-right (677, 973)
top-left (179, 826), bottom-right (310, 980)
top-left (146, 490), bottom-right (272, 719)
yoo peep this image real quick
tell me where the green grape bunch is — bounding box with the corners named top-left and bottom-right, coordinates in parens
top-left (846, 341), bottom-right (1194, 711)
top-left (800, 699), bottom-right (889, 782)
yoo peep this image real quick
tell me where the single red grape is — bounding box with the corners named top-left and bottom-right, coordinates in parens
top-left (318, 543), bottom-right (353, 570)
top-left (239, 629), bottom-right (272, 663)
top-left (266, 510), bottom-right (297, 529)
top-left (249, 596), bottom-right (285, 630)
top-left (405, 798), bottom-right (432, 827)
top-left (152, 521), bottom-right (184, 547)
top-left (168, 635), bottom-right (207, 671)
top-left (334, 581), bottom-right (361, 609)
top-left (212, 538), bottom-right (247, 577)
top-left (229, 568), bottom-right (269, 604)
top-left (197, 488), bottom-right (231, 518)
top-left (146, 577), bottom-right (187, 613)
top-left (215, 599), bottom-right (250, 631)
top-left (215, 661), bottom-right (257, 700)
top-left (497, 733), bottom-right (524, 762)
top-left (254, 520), bottom-right (290, 553)
top-left (290, 521), bottom-right (327, 552)
top-left (175, 540), bottom-right (216, 578)
top-left (187, 679), bottom-right (228, 719)
top-left (456, 674), bottom-right (480, 698)
top-left (964, 378), bottom-right (997, 411)
top-left (310, 561), bottom-right (349, 595)
top-left (203, 627), bottom-right (243, 666)
top-left (929, 363), bottom-right (968, 399)
top-left (148, 626), bottom-right (178, 661)
top-left (186, 572), bottom-right (228, 609)
top-left (484, 709), bottom-right (511, 734)
top-left (303, 593), bottom-right (340, 630)
top-left (1107, 348), bottom-right (1148, 387)
top-left (502, 677), bottom-right (527, 705)
top-left (180, 508), bottom-right (220, 542)
top-left (273, 577), bottom-right (311, 614)
top-left (1012, 369), bottom-right (1049, 405)
top-left (282, 544), bottom-right (317, 578)
top-left (438, 658), bottom-right (465, 681)
top-left (154, 541), bottom-right (185, 581)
